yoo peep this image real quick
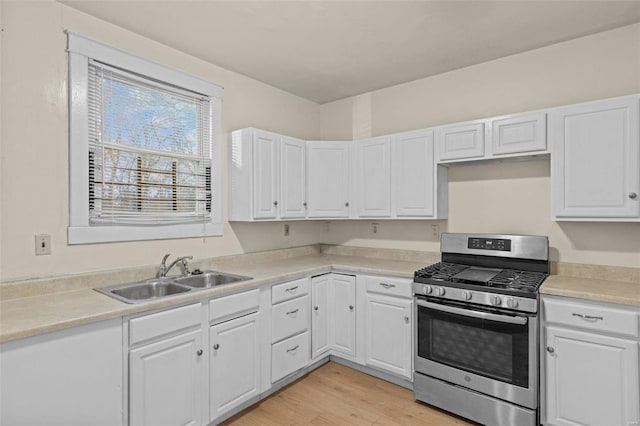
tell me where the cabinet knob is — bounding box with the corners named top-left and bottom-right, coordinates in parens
top-left (345, 202), bottom-right (349, 207)
top-left (349, 305), bottom-right (354, 311)
top-left (629, 192), bottom-right (638, 199)
top-left (404, 316), bottom-right (410, 324)
top-left (213, 344), bottom-right (220, 350)
top-left (274, 201), bottom-right (278, 206)
top-left (314, 306), bottom-right (319, 311)
top-left (197, 349), bottom-right (203, 356)
top-left (303, 202), bottom-right (308, 208)
top-left (546, 346), bottom-right (555, 354)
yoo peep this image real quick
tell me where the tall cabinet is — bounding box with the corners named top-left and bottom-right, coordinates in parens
top-left (550, 96), bottom-right (640, 219)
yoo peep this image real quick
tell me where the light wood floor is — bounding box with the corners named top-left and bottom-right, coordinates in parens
top-left (221, 362), bottom-right (476, 425)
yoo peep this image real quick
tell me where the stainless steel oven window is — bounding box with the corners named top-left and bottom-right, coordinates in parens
top-left (416, 298), bottom-right (531, 388)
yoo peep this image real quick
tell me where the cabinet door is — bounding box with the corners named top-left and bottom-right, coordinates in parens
top-left (209, 313), bottom-right (260, 422)
top-left (436, 122), bottom-right (485, 161)
top-left (1, 319), bottom-right (123, 426)
top-left (307, 142), bottom-right (351, 218)
top-left (130, 329), bottom-right (205, 426)
top-left (551, 97), bottom-right (640, 218)
top-left (252, 129), bottom-right (279, 219)
top-left (392, 129), bottom-right (435, 217)
top-left (545, 326), bottom-right (639, 426)
top-left (330, 274), bottom-right (356, 357)
top-left (280, 136), bottom-right (306, 218)
top-left (492, 112), bottom-right (546, 155)
top-left (311, 274), bottom-right (331, 358)
top-left (356, 136), bottom-right (391, 217)
top-left (365, 294), bottom-right (412, 379)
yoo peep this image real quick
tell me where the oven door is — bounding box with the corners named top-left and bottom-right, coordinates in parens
top-left (414, 296), bottom-right (538, 409)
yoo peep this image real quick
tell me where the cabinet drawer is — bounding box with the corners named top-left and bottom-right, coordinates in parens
top-left (209, 289), bottom-right (260, 324)
top-left (272, 296), bottom-right (309, 343)
top-left (365, 276), bottom-right (412, 298)
top-left (271, 332), bottom-right (309, 383)
top-left (544, 297), bottom-right (639, 338)
top-left (272, 278), bottom-right (309, 304)
top-left (130, 303), bottom-right (201, 345)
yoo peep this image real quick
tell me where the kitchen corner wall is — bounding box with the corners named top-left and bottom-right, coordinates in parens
top-left (0, 1), bottom-right (323, 282)
top-left (319, 24), bottom-right (640, 268)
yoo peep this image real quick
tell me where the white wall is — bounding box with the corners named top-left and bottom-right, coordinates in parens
top-left (319, 24), bottom-right (640, 268)
top-left (0, 1), bottom-right (322, 282)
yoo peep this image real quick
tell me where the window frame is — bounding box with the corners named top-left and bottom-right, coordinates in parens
top-left (67, 32), bottom-right (223, 244)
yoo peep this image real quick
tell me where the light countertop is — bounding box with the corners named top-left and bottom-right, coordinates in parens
top-left (2, 250), bottom-right (638, 343)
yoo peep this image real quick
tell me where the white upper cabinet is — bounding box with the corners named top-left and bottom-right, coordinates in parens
top-left (550, 96), bottom-right (640, 219)
top-left (436, 121), bottom-right (485, 161)
top-left (228, 128), bottom-right (306, 221)
top-left (356, 136), bottom-right (391, 217)
top-left (492, 112), bottom-right (547, 155)
top-left (392, 129), bottom-right (447, 218)
top-left (307, 142), bottom-right (352, 218)
top-left (252, 130), bottom-right (279, 219)
top-left (280, 136), bottom-right (307, 218)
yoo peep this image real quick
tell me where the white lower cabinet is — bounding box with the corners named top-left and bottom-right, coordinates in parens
top-left (365, 294), bottom-right (412, 379)
top-left (130, 329), bottom-right (205, 426)
top-left (543, 296), bottom-right (640, 426)
top-left (311, 273), bottom-right (357, 359)
top-left (271, 278), bottom-right (310, 383)
top-left (209, 312), bottom-right (260, 421)
top-left (364, 275), bottom-right (413, 380)
top-left (0, 319), bottom-right (124, 426)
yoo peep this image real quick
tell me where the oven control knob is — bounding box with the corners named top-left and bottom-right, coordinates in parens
top-left (435, 287), bottom-right (446, 296)
top-left (423, 285), bottom-right (433, 295)
top-left (462, 290), bottom-right (472, 300)
top-left (490, 295), bottom-right (502, 306)
top-left (506, 298), bottom-right (519, 309)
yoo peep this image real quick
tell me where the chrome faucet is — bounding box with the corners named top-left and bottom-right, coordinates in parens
top-left (157, 254), bottom-right (193, 278)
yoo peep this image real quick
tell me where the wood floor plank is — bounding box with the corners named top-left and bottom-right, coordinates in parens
top-left (221, 362), bottom-right (476, 425)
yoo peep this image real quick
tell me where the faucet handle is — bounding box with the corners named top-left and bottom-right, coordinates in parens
top-left (161, 253), bottom-right (171, 265)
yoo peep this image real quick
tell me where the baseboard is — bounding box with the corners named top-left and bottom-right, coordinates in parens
top-left (330, 355), bottom-right (414, 390)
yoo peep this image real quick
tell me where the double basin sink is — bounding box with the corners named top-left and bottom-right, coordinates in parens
top-left (95, 271), bottom-right (253, 304)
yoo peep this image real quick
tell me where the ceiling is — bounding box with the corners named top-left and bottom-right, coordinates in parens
top-left (62, 1), bottom-right (640, 104)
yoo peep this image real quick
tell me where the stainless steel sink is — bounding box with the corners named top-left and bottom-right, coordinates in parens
top-left (95, 279), bottom-right (192, 304)
top-left (95, 271), bottom-right (252, 303)
top-left (174, 271), bottom-right (252, 289)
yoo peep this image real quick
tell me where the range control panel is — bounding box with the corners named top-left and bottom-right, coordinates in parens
top-left (467, 237), bottom-right (511, 252)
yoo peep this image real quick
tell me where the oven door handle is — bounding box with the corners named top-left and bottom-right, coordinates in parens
top-left (416, 299), bottom-right (528, 325)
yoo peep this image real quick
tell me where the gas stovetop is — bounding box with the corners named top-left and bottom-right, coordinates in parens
top-left (412, 233), bottom-right (550, 313)
top-left (414, 262), bottom-right (548, 295)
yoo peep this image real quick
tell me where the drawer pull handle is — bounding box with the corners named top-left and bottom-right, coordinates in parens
top-left (380, 283), bottom-right (396, 289)
top-left (286, 309), bottom-right (299, 316)
top-left (286, 345), bottom-right (299, 353)
top-left (572, 313), bottom-right (603, 321)
top-left (285, 286), bottom-right (298, 293)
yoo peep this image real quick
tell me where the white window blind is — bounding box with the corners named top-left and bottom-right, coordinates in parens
top-left (87, 60), bottom-right (212, 226)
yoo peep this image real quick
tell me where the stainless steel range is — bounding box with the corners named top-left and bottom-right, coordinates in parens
top-left (413, 233), bottom-right (549, 426)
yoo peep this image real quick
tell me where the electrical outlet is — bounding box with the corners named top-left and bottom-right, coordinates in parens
top-left (431, 225), bottom-right (441, 239)
top-left (35, 234), bottom-right (51, 255)
top-left (371, 222), bottom-right (379, 234)
top-left (284, 223), bottom-right (290, 237)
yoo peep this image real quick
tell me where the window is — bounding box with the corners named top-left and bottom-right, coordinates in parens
top-left (67, 32), bottom-right (223, 244)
